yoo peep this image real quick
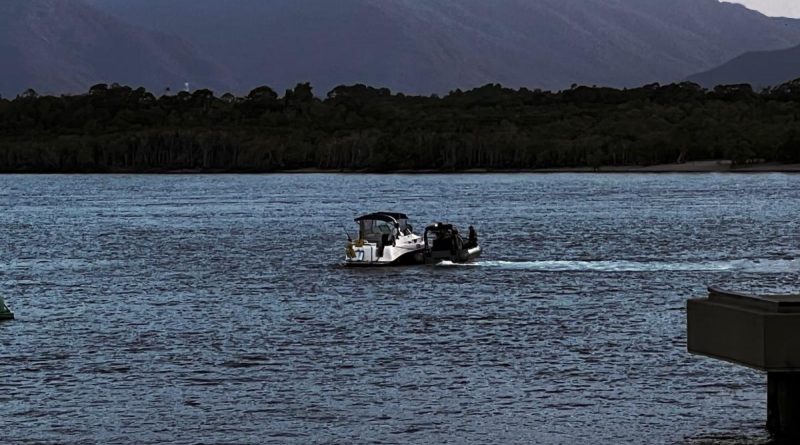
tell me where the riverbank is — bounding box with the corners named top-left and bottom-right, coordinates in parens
top-left (528, 161), bottom-right (800, 173)
top-left (282, 160), bottom-right (800, 174)
top-left (4, 161), bottom-right (800, 174)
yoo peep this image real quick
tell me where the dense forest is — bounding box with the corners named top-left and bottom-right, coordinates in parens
top-left (1, 81), bottom-right (800, 172)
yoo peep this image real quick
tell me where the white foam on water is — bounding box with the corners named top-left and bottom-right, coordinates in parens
top-left (435, 260), bottom-right (479, 267)
top-left (469, 259), bottom-right (800, 273)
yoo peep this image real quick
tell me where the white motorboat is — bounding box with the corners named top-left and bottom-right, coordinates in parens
top-left (344, 212), bottom-right (425, 267)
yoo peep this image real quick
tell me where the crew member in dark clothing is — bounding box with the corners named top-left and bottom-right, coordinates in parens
top-left (468, 226), bottom-right (478, 248)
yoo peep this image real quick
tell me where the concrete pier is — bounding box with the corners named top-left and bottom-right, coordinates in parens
top-left (688, 287), bottom-right (800, 439)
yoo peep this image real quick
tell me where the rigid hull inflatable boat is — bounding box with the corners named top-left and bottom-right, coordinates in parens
top-left (423, 222), bottom-right (482, 264)
top-left (344, 212), bottom-right (425, 267)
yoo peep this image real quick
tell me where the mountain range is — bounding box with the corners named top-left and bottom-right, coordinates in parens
top-left (3, 0), bottom-right (800, 97)
top-left (688, 42), bottom-right (800, 88)
top-left (0, 0), bottom-right (232, 98)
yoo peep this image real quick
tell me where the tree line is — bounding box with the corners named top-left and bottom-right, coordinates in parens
top-left (1, 80), bottom-right (800, 173)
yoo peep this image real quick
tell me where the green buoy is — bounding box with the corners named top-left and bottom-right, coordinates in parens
top-left (0, 296), bottom-right (14, 321)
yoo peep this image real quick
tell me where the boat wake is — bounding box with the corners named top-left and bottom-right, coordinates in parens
top-left (437, 258), bottom-right (799, 273)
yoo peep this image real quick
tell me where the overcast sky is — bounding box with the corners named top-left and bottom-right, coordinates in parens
top-left (729, 0), bottom-right (800, 17)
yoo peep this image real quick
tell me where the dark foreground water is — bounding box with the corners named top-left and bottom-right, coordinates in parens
top-left (1, 174), bottom-right (798, 444)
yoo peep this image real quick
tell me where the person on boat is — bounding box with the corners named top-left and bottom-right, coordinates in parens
top-left (468, 226), bottom-right (478, 248)
top-left (432, 228), bottom-right (449, 251)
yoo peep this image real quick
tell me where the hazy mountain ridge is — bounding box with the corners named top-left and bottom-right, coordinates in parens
top-left (83, 0), bottom-right (800, 94)
top-left (371, 0), bottom-right (800, 88)
top-left (5, 0), bottom-right (800, 96)
top-left (688, 43), bottom-right (800, 87)
top-left (0, 0), bottom-right (232, 98)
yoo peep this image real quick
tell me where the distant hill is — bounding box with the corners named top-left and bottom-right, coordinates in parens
top-left (6, 0), bottom-right (800, 96)
top-left (687, 43), bottom-right (800, 88)
top-left (81, 0), bottom-right (800, 95)
top-left (0, 0), bottom-right (232, 98)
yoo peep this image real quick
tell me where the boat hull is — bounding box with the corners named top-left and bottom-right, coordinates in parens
top-left (344, 248), bottom-right (424, 267)
top-left (424, 245), bottom-right (482, 264)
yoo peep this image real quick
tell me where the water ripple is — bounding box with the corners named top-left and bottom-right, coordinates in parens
top-left (0, 173), bottom-right (797, 444)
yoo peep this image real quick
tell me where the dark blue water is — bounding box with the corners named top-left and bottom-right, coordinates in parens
top-left (1, 174), bottom-right (798, 444)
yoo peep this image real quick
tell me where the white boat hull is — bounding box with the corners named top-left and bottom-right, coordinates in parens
top-left (344, 234), bottom-right (425, 267)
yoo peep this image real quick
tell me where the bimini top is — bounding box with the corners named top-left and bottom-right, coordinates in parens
top-left (354, 212), bottom-right (409, 223)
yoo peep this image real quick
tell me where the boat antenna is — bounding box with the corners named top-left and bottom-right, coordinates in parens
top-left (342, 225), bottom-right (353, 242)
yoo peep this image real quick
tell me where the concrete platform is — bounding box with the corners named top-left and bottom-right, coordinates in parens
top-left (688, 287), bottom-right (800, 372)
top-left (688, 287), bottom-right (800, 438)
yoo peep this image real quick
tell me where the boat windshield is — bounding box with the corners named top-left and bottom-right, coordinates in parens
top-left (359, 219), bottom-right (397, 243)
top-left (395, 218), bottom-right (412, 234)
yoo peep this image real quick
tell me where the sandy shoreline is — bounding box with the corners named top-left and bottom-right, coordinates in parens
top-left (280, 161), bottom-right (800, 174)
top-left (5, 161), bottom-right (800, 174)
top-left (529, 161), bottom-right (800, 173)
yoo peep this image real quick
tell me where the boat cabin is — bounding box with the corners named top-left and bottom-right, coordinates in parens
top-left (355, 212), bottom-right (412, 243)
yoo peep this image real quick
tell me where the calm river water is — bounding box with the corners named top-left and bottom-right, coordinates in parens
top-left (1, 174), bottom-right (798, 444)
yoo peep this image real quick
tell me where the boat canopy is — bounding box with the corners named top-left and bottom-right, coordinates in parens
top-left (354, 212), bottom-right (408, 223)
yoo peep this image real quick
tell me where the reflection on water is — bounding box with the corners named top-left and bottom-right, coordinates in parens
top-left (1, 173), bottom-right (799, 444)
